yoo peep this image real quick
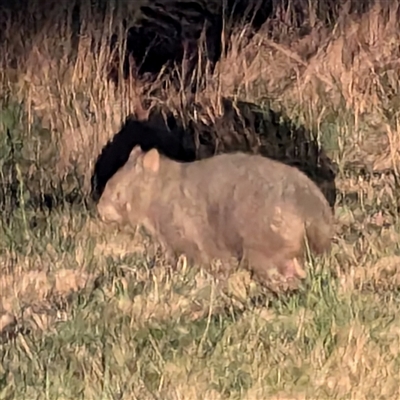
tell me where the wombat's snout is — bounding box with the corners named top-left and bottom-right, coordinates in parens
top-left (97, 198), bottom-right (123, 224)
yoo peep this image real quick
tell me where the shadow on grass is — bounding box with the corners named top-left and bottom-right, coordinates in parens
top-left (107, 0), bottom-right (273, 90)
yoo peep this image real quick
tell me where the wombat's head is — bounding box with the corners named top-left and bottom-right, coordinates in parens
top-left (97, 145), bottom-right (162, 225)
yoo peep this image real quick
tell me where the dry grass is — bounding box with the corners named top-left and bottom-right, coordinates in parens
top-left (1, 0), bottom-right (400, 398)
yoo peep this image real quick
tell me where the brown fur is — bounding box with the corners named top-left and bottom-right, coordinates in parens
top-left (97, 146), bottom-right (334, 291)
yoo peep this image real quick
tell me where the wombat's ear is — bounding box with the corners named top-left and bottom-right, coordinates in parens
top-left (127, 145), bottom-right (144, 164)
top-left (142, 148), bottom-right (160, 173)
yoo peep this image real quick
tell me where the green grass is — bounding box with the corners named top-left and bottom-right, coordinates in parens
top-left (0, 178), bottom-right (400, 399)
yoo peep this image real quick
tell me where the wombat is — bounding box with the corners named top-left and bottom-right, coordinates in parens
top-left (97, 145), bottom-right (334, 291)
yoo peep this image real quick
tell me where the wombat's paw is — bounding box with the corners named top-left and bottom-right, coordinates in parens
top-left (280, 258), bottom-right (307, 280)
top-left (163, 250), bottom-right (180, 268)
top-left (209, 258), bottom-right (239, 279)
top-left (262, 275), bottom-right (302, 294)
top-left (253, 262), bottom-right (305, 294)
top-left (146, 242), bottom-right (178, 267)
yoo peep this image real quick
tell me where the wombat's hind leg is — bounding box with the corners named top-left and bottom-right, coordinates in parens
top-left (246, 249), bottom-right (306, 292)
top-left (246, 249), bottom-right (280, 287)
top-left (274, 257), bottom-right (307, 292)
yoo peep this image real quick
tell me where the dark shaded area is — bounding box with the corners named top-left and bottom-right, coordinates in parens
top-left (91, 98), bottom-right (337, 208)
top-left (108, 0), bottom-right (274, 88)
top-left (0, 181), bottom-right (91, 230)
top-left (106, 0), bottom-right (377, 88)
top-left (0, 0), bottom-right (379, 84)
top-left (91, 112), bottom-right (198, 202)
top-left (0, 128), bottom-right (90, 216)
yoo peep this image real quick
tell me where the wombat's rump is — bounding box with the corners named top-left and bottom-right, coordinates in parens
top-left (97, 146), bottom-right (334, 291)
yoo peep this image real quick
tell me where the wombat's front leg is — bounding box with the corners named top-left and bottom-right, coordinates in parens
top-left (153, 236), bottom-right (180, 266)
top-left (140, 225), bottom-right (179, 266)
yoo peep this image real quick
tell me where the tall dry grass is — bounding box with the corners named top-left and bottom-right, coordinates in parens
top-left (1, 0), bottom-right (399, 194)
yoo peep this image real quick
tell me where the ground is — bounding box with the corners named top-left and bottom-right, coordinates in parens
top-left (0, 0), bottom-right (400, 399)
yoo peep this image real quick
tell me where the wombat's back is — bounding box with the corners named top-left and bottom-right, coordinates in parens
top-left (179, 152), bottom-right (333, 255)
top-left (181, 151), bottom-right (329, 206)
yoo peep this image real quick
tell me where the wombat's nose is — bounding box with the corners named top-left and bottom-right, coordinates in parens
top-left (97, 201), bottom-right (122, 225)
top-left (98, 210), bottom-right (111, 224)
top-left (96, 202), bottom-right (107, 221)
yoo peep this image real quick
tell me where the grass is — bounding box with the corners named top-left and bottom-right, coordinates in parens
top-left (1, 0), bottom-right (400, 398)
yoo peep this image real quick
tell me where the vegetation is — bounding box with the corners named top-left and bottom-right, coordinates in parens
top-left (0, 0), bottom-right (400, 398)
